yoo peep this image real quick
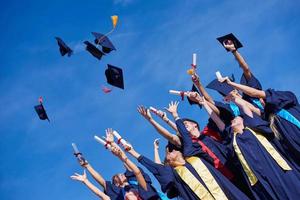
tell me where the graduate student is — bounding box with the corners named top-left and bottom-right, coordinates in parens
top-left (76, 132), bottom-right (160, 199)
top-left (71, 170), bottom-right (110, 200)
top-left (205, 81), bottom-right (300, 200)
top-left (120, 135), bottom-right (250, 200)
top-left (219, 76), bottom-right (300, 171)
top-left (218, 33), bottom-right (264, 110)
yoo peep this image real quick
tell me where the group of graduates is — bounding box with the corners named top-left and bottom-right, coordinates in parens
top-left (70, 34), bottom-right (300, 200)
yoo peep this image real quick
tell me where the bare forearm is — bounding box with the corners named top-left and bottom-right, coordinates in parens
top-left (207, 101), bottom-right (220, 115)
top-left (232, 51), bottom-right (251, 79)
top-left (149, 118), bottom-right (181, 146)
top-left (233, 98), bottom-right (253, 117)
top-left (86, 164), bottom-right (106, 189)
top-left (163, 117), bottom-right (178, 132)
top-left (154, 148), bottom-right (162, 164)
top-left (83, 179), bottom-right (110, 200)
top-left (123, 157), bottom-right (147, 190)
top-left (194, 82), bottom-right (214, 104)
top-left (228, 81), bottom-right (266, 98)
top-left (203, 103), bottom-right (225, 131)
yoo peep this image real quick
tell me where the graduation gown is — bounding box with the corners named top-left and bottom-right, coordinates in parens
top-left (176, 119), bottom-right (256, 199)
top-left (138, 155), bottom-right (249, 200)
top-left (105, 167), bottom-right (160, 200)
top-left (223, 113), bottom-right (300, 200)
top-left (263, 89), bottom-right (300, 171)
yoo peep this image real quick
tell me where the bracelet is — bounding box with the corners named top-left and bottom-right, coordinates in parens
top-left (123, 157), bottom-right (128, 162)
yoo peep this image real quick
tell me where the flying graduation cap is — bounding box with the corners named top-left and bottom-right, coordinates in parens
top-left (105, 64), bottom-right (124, 89)
top-left (34, 97), bottom-right (50, 122)
top-left (92, 32), bottom-right (116, 54)
top-left (217, 33), bottom-right (243, 52)
top-left (84, 41), bottom-right (104, 60)
top-left (55, 37), bottom-right (73, 57)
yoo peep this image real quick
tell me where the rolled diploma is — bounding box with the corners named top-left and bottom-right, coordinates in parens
top-left (216, 71), bottom-right (223, 80)
top-left (169, 90), bottom-right (187, 96)
top-left (112, 130), bottom-right (128, 146)
top-left (192, 53), bottom-right (197, 66)
top-left (94, 135), bottom-right (111, 149)
top-left (149, 106), bottom-right (158, 113)
top-left (71, 143), bottom-right (80, 154)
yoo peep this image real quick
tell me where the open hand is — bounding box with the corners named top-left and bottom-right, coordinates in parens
top-left (71, 170), bottom-right (87, 183)
top-left (165, 101), bottom-right (179, 115)
top-left (137, 105), bottom-right (152, 121)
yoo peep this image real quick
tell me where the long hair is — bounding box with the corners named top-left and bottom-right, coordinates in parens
top-left (269, 113), bottom-right (282, 140)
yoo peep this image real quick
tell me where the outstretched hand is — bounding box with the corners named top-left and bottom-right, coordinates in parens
top-left (223, 40), bottom-right (236, 52)
top-left (105, 128), bottom-right (114, 143)
top-left (137, 105), bottom-right (152, 121)
top-left (71, 170), bottom-right (87, 183)
top-left (165, 101), bottom-right (179, 116)
top-left (218, 76), bottom-right (231, 84)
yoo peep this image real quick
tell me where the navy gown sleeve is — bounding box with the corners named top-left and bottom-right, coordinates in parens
top-left (265, 89), bottom-right (298, 113)
top-left (104, 180), bottom-right (123, 200)
top-left (137, 155), bottom-right (177, 194)
top-left (242, 112), bottom-right (274, 139)
top-left (175, 119), bottom-right (202, 156)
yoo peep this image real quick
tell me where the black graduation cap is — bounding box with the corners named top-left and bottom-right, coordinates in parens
top-left (105, 64), bottom-right (124, 89)
top-left (206, 79), bottom-right (235, 96)
top-left (84, 41), bottom-right (104, 60)
top-left (55, 37), bottom-right (73, 57)
top-left (187, 84), bottom-right (202, 107)
top-left (214, 101), bottom-right (235, 123)
top-left (166, 141), bottom-right (182, 152)
top-left (217, 33), bottom-right (243, 52)
top-left (34, 104), bottom-right (50, 122)
top-left (92, 32), bottom-right (116, 54)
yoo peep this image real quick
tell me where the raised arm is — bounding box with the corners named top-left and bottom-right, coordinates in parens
top-left (153, 138), bottom-right (162, 164)
top-left (192, 73), bottom-right (215, 104)
top-left (153, 109), bottom-right (178, 132)
top-left (231, 93), bottom-right (253, 118)
top-left (198, 95), bottom-right (226, 132)
top-left (110, 143), bottom-right (148, 191)
top-left (223, 41), bottom-right (251, 80)
top-left (137, 106), bottom-right (181, 146)
top-left (221, 77), bottom-right (266, 99)
top-left (71, 170), bottom-right (110, 200)
top-left (77, 156), bottom-right (107, 190)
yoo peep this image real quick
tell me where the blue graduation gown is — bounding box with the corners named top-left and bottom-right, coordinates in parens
top-left (176, 119), bottom-right (255, 199)
top-left (223, 113), bottom-right (300, 200)
top-left (263, 89), bottom-right (300, 171)
top-left (105, 167), bottom-right (160, 200)
top-left (138, 155), bottom-right (249, 200)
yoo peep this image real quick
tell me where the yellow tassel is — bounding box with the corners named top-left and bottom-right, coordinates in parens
top-left (187, 68), bottom-right (194, 75)
top-left (111, 15), bottom-right (118, 28)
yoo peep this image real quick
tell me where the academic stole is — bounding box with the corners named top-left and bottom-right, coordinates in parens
top-left (233, 127), bottom-right (292, 186)
top-left (174, 157), bottom-right (228, 200)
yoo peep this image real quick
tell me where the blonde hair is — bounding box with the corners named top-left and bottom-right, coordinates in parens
top-left (269, 114), bottom-right (282, 140)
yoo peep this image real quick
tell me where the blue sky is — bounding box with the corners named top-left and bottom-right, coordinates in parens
top-left (1, 0), bottom-right (300, 199)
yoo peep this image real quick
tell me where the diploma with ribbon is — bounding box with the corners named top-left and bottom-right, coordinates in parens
top-left (94, 135), bottom-right (112, 150)
top-left (112, 130), bottom-right (132, 151)
top-left (187, 53), bottom-right (197, 75)
top-left (169, 90), bottom-right (188, 100)
top-left (71, 143), bottom-right (87, 165)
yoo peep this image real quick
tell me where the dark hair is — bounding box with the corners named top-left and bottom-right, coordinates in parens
top-left (181, 118), bottom-right (200, 130)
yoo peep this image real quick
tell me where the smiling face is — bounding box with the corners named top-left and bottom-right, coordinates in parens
top-left (183, 120), bottom-right (200, 137)
top-left (112, 173), bottom-right (127, 186)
